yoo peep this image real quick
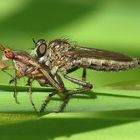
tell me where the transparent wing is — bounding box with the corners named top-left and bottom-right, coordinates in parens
top-left (70, 47), bottom-right (133, 62)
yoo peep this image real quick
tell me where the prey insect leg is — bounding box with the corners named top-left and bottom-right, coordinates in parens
top-left (9, 70), bottom-right (23, 104)
top-left (0, 61), bottom-right (15, 83)
top-left (56, 74), bottom-right (93, 112)
top-left (2, 70), bottom-right (14, 79)
top-left (1, 69), bottom-right (19, 104)
top-left (13, 76), bottom-right (19, 104)
top-left (28, 78), bottom-right (38, 112)
top-left (0, 62), bottom-right (19, 104)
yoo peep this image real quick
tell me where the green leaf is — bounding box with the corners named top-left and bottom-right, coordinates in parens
top-left (0, 83), bottom-right (140, 139)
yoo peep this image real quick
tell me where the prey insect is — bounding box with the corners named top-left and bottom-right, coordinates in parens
top-left (0, 45), bottom-right (65, 112)
top-left (31, 38), bottom-right (140, 112)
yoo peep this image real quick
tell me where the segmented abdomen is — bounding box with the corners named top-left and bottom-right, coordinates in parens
top-left (74, 58), bottom-right (139, 71)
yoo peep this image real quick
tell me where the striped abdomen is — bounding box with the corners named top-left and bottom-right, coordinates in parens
top-left (78, 57), bottom-right (139, 71)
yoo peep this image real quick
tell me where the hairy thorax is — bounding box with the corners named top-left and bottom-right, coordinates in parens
top-left (43, 39), bottom-right (80, 75)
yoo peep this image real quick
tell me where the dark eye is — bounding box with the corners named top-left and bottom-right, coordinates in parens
top-left (37, 43), bottom-right (47, 57)
top-left (33, 39), bottom-right (47, 58)
top-left (38, 44), bottom-right (46, 54)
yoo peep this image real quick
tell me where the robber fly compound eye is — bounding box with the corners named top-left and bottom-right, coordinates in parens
top-left (33, 39), bottom-right (47, 58)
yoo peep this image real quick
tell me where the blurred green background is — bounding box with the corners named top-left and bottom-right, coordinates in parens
top-left (0, 0), bottom-right (140, 140)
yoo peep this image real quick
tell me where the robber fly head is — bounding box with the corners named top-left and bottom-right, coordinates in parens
top-left (32, 38), bottom-right (47, 58)
top-left (0, 44), bottom-right (15, 59)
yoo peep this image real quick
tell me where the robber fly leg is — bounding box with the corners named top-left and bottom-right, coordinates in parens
top-left (55, 74), bottom-right (65, 89)
top-left (56, 87), bottom-right (91, 112)
top-left (28, 78), bottom-right (38, 112)
top-left (56, 74), bottom-right (93, 112)
top-left (39, 90), bottom-right (57, 113)
top-left (82, 68), bottom-right (87, 81)
top-left (39, 69), bottom-right (66, 112)
top-left (64, 74), bottom-right (93, 89)
top-left (39, 74), bottom-right (65, 113)
top-left (9, 78), bottom-right (15, 84)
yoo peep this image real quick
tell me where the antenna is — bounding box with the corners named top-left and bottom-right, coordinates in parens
top-left (32, 38), bottom-right (37, 45)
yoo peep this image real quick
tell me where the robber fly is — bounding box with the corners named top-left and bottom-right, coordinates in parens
top-left (0, 45), bottom-right (65, 112)
top-left (31, 38), bottom-right (140, 112)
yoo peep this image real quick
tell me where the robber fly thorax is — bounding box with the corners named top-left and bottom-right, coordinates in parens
top-left (31, 39), bottom-right (81, 75)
